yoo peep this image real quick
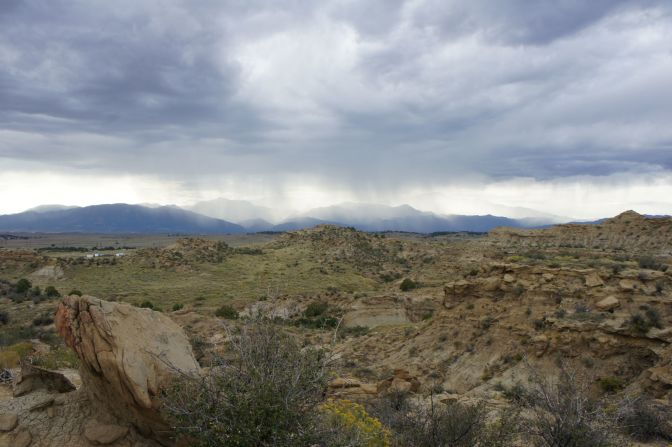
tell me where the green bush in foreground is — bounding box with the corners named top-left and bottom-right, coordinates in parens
top-left (162, 322), bottom-right (328, 447)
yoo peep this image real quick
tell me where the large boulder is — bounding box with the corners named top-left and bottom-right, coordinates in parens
top-left (55, 295), bottom-right (200, 443)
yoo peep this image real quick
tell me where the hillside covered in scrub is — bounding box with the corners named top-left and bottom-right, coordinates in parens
top-left (0, 211), bottom-right (671, 445)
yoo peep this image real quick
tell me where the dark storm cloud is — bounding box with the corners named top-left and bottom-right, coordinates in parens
top-left (0, 0), bottom-right (671, 190)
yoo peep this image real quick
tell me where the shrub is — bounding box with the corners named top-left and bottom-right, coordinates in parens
top-left (516, 366), bottom-right (619, 447)
top-left (320, 399), bottom-right (390, 446)
top-left (598, 376), bottom-right (624, 393)
top-left (645, 307), bottom-right (662, 329)
top-left (305, 301), bottom-right (329, 317)
top-left (630, 307), bottom-right (662, 333)
top-left (162, 321), bottom-right (329, 446)
top-left (215, 304), bottom-right (239, 320)
top-left (370, 391), bottom-right (500, 447)
top-left (68, 289), bottom-right (83, 296)
top-left (617, 396), bottom-right (669, 442)
top-left (44, 286), bottom-right (60, 298)
top-left (297, 315), bottom-right (338, 329)
top-left (0, 311), bottom-right (8, 325)
top-left (338, 326), bottom-right (369, 339)
top-left (172, 303), bottom-right (184, 312)
top-left (139, 300), bottom-right (155, 310)
top-left (480, 317), bottom-right (494, 330)
top-left (32, 316), bottom-right (54, 326)
top-left (399, 278), bottom-right (417, 291)
top-left (638, 256), bottom-right (665, 271)
top-left (15, 278), bottom-right (31, 294)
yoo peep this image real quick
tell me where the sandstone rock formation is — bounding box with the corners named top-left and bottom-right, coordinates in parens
top-left (489, 210), bottom-right (672, 254)
top-left (55, 295), bottom-right (201, 443)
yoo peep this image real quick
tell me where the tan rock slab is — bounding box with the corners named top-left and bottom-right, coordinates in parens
top-left (13, 429), bottom-right (31, 447)
top-left (0, 414), bottom-right (17, 432)
top-left (84, 422), bottom-right (129, 445)
top-left (596, 296), bottom-right (620, 311)
top-left (585, 273), bottom-right (604, 288)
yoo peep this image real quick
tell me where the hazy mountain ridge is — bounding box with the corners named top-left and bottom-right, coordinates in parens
top-left (0, 201), bottom-right (576, 233)
top-left (0, 204), bottom-right (245, 234)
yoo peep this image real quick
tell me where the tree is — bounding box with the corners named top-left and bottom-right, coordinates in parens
top-left (15, 278), bottom-right (31, 294)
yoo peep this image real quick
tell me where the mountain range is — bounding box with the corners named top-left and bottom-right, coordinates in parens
top-left (0, 200), bottom-right (575, 234)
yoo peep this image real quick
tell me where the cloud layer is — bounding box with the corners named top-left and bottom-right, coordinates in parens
top-left (1, 1), bottom-right (671, 216)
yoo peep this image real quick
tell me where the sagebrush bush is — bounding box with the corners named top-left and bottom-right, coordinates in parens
top-left (163, 321), bottom-right (329, 447)
top-left (44, 285), bottom-right (60, 297)
top-left (598, 376), bottom-right (624, 394)
top-left (516, 366), bottom-right (620, 447)
top-left (305, 301), bottom-right (329, 317)
top-left (369, 390), bottom-right (505, 447)
top-left (215, 304), bottom-right (239, 319)
top-left (399, 278), bottom-right (417, 291)
top-left (616, 396), bottom-right (670, 442)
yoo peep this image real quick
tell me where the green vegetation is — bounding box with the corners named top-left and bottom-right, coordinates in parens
top-left (598, 376), bottom-right (624, 393)
top-left (399, 278), bottom-right (417, 291)
top-left (304, 301), bottom-right (329, 317)
top-left (15, 278), bottom-right (32, 294)
top-left (163, 321), bottom-right (328, 446)
top-left (31, 346), bottom-right (80, 370)
top-left (215, 304), bottom-right (239, 320)
top-left (45, 285), bottom-right (60, 297)
top-left (630, 306), bottom-right (663, 333)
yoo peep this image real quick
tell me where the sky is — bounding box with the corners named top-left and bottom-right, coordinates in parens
top-left (1, 0), bottom-right (671, 220)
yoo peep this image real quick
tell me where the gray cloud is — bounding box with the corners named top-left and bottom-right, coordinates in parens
top-left (0, 0), bottom-right (671, 197)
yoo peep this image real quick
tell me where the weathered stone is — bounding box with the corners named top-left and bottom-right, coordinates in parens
top-left (12, 429), bottom-right (31, 447)
top-left (480, 277), bottom-right (501, 291)
top-left (0, 413), bottom-right (17, 432)
top-left (84, 421), bottom-right (129, 445)
top-left (360, 383), bottom-right (378, 395)
top-left (377, 369), bottom-right (421, 394)
top-left (55, 295), bottom-right (200, 442)
top-left (27, 397), bottom-right (54, 412)
top-left (619, 279), bottom-right (639, 292)
top-left (585, 272), bottom-right (604, 288)
top-left (503, 274), bottom-right (515, 283)
top-left (595, 296), bottom-right (620, 311)
top-left (328, 377), bottom-right (362, 389)
top-left (13, 364), bottom-right (76, 397)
